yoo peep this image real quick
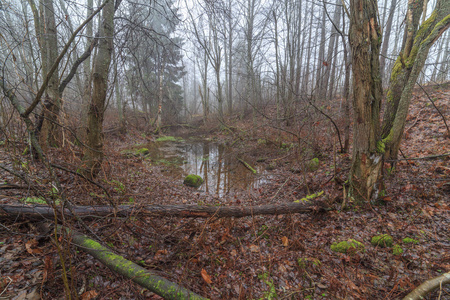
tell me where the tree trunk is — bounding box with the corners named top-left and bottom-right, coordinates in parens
top-left (227, 2), bottom-right (233, 115)
top-left (36, 0), bottom-right (60, 150)
top-left (315, 6), bottom-right (326, 101)
top-left (341, 19), bottom-right (351, 153)
top-left (301, 2), bottom-right (315, 96)
top-left (323, 1), bottom-right (341, 101)
top-left (82, 0), bottom-right (115, 177)
top-left (348, 0), bottom-right (384, 203)
top-left (379, 0), bottom-right (397, 83)
top-left (437, 31), bottom-right (449, 82)
top-left (79, 0), bottom-right (94, 142)
top-left (381, 0), bottom-right (450, 161)
top-left (0, 202), bottom-right (323, 220)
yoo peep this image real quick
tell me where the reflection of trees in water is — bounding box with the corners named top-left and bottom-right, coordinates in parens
top-left (201, 142), bottom-right (209, 193)
top-left (152, 140), bottom-right (264, 196)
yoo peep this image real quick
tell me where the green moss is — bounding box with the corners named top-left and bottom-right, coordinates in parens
top-left (21, 196), bottom-right (61, 206)
top-left (183, 174), bottom-right (203, 188)
top-left (376, 140), bottom-right (385, 154)
top-left (136, 148), bottom-right (149, 155)
top-left (22, 196), bottom-right (46, 205)
top-left (307, 158), bottom-right (320, 172)
top-left (331, 239), bottom-right (365, 254)
top-left (393, 244), bottom-right (403, 255)
top-left (155, 136), bottom-right (184, 142)
top-left (371, 234), bottom-right (393, 247)
top-left (294, 191), bottom-right (324, 203)
top-left (402, 237), bottom-right (419, 245)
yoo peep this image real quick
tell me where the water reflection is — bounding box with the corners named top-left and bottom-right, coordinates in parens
top-left (146, 139), bottom-right (268, 196)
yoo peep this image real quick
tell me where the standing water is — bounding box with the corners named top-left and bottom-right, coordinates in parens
top-left (144, 138), bottom-right (268, 196)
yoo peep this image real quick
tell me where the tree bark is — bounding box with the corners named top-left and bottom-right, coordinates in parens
top-left (79, 0), bottom-right (94, 142)
top-left (82, 0), bottom-right (116, 177)
top-left (64, 228), bottom-right (208, 300)
top-left (379, 0), bottom-right (398, 83)
top-left (381, 0), bottom-right (450, 161)
top-left (36, 0), bottom-right (60, 150)
top-left (0, 202), bottom-right (324, 220)
top-left (348, 0), bottom-right (384, 203)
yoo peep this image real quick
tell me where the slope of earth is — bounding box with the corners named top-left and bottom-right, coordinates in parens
top-left (0, 83), bottom-right (448, 299)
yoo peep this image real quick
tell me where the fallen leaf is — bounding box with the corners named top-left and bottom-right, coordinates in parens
top-left (154, 249), bottom-right (168, 261)
top-left (249, 244), bottom-right (260, 253)
top-left (201, 269), bottom-right (212, 284)
top-left (230, 249), bottom-right (237, 257)
top-left (25, 239), bottom-right (42, 254)
top-left (317, 283), bottom-right (328, 289)
top-left (81, 290), bottom-right (98, 300)
top-left (281, 236), bottom-right (289, 247)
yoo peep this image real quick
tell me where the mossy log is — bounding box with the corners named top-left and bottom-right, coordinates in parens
top-left (0, 202), bottom-right (323, 220)
top-left (403, 272), bottom-right (450, 300)
top-left (64, 227), bottom-right (208, 300)
top-left (237, 158), bottom-right (257, 174)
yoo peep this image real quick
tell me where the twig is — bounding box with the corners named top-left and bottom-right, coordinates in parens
top-left (417, 82), bottom-right (450, 137)
top-left (387, 152), bottom-right (450, 162)
top-left (308, 101), bottom-right (344, 152)
top-left (50, 163), bottom-right (111, 199)
top-left (405, 107), bottom-right (425, 133)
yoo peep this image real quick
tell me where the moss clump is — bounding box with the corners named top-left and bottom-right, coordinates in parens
top-left (136, 148), bottom-right (150, 156)
top-left (371, 234), bottom-right (393, 247)
top-left (402, 237), bottom-right (419, 245)
top-left (331, 239), bottom-right (365, 254)
top-left (393, 244), bottom-right (403, 255)
top-left (376, 140), bottom-right (385, 154)
top-left (307, 158), bottom-right (320, 171)
top-left (183, 174), bottom-right (203, 188)
top-left (155, 136), bottom-right (184, 142)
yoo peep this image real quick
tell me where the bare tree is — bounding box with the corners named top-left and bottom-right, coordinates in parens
top-left (82, 0), bottom-right (118, 177)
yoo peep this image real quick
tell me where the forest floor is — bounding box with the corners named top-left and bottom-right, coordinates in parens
top-left (0, 84), bottom-right (449, 300)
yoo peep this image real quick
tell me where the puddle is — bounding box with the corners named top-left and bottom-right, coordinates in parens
top-left (143, 138), bottom-right (269, 196)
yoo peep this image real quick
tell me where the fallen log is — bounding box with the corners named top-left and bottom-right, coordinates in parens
top-left (403, 272), bottom-right (450, 300)
top-left (64, 227), bottom-right (208, 300)
top-left (0, 202), bottom-right (324, 219)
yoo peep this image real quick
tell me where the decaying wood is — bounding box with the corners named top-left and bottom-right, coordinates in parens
top-left (403, 272), bottom-right (450, 300)
top-left (65, 227), bottom-right (208, 300)
top-left (0, 202), bottom-right (324, 220)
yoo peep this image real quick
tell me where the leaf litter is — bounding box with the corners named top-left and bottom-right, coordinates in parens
top-left (0, 85), bottom-right (449, 299)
